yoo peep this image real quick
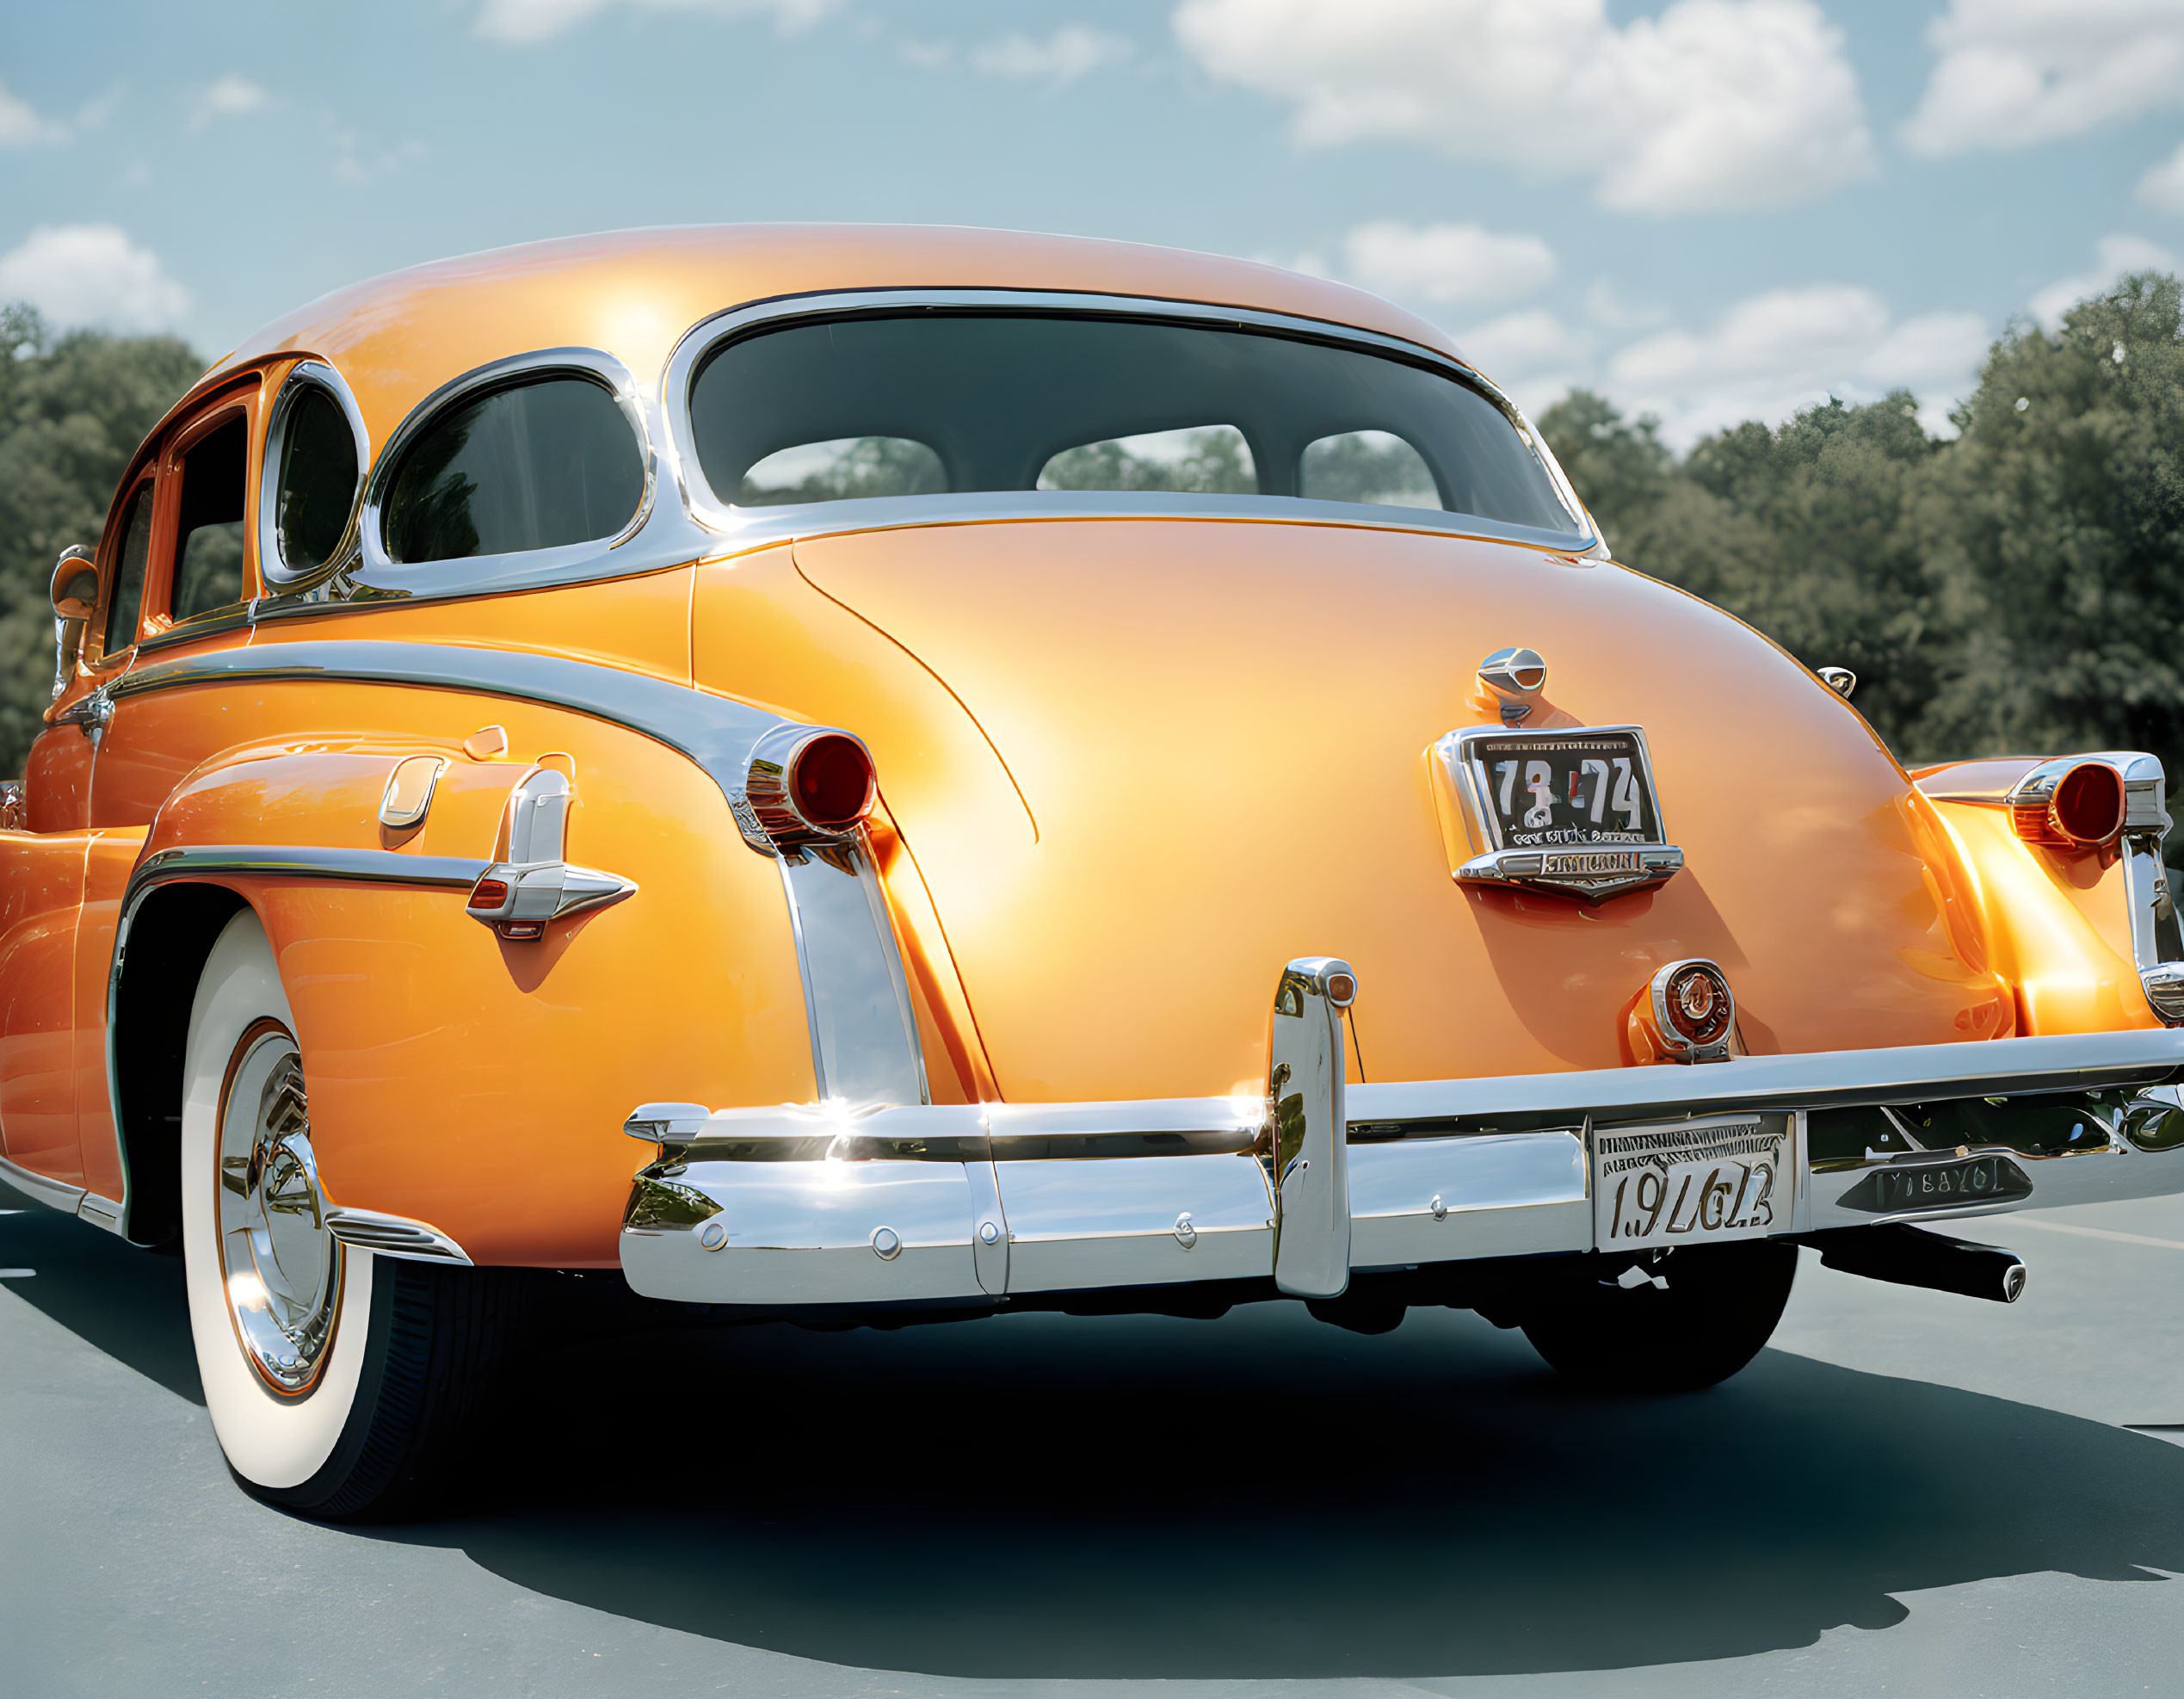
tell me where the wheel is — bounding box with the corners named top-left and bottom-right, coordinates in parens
top-left (181, 910), bottom-right (523, 1518)
top-left (1518, 1239), bottom-right (1798, 1393)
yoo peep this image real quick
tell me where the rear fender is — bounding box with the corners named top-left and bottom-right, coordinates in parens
top-left (108, 697), bottom-right (813, 1267)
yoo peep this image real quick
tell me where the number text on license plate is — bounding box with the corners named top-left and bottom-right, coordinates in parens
top-left (1594, 1115), bottom-right (1791, 1250)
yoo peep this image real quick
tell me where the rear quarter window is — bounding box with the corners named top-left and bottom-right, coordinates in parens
top-left (382, 376), bottom-right (644, 564)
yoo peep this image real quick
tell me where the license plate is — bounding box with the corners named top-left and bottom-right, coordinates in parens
top-left (1465, 728), bottom-right (1663, 851)
top-left (1594, 1114), bottom-right (1790, 1250)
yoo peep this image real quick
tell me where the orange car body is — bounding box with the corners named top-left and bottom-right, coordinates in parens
top-left (2, 226), bottom-right (2179, 1301)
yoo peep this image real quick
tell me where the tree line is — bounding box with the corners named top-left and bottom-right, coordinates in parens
top-left (3, 274), bottom-right (2181, 788)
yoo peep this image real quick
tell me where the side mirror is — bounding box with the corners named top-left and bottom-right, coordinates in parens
top-left (49, 545), bottom-right (99, 698)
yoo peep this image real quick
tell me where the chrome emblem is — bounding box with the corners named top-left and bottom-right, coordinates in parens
top-left (1477, 647), bottom-right (1546, 725)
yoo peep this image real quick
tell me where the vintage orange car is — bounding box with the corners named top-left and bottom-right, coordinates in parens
top-left (4, 225), bottom-right (2183, 1517)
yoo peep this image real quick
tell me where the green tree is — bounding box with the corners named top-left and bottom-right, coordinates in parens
top-left (1913, 273), bottom-right (2184, 768)
top-left (0, 306), bottom-right (202, 774)
top-left (1543, 387), bottom-right (1948, 759)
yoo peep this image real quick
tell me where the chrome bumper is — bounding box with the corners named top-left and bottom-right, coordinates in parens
top-left (619, 1023), bottom-right (2184, 1311)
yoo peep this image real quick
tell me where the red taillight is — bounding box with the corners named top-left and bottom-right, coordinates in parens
top-left (790, 733), bottom-right (876, 832)
top-left (2051, 762), bottom-right (2125, 846)
top-left (468, 878), bottom-right (509, 911)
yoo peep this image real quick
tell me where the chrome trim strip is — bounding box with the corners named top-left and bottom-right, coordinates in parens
top-left (256, 359), bottom-right (371, 596)
top-left (0, 1154), bottom-right (88, 1214)
top-left (125, 844), bottom-right (490, 896)
top-left (655, 286), bottom-right (1600, 555)
top-left (777, 838), bottom-right (929, 1106)
top-left (76, 1191), bottom-right (125, 1235)
top-left (1348, 1029), bottom-right (2184, 1122)
top-left (107, 641), bottom-right (784, 804)
top-left (323, 1206), bottom-right (473, 1265)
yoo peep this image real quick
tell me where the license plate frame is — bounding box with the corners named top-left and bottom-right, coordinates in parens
top-left (1459, 726), bottom-right (1669, 855)
top-left (1593, 1112), bottom-right (1795, 1251)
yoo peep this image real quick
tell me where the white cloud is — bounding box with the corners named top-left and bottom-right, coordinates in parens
top-left (1172, 0), bottom-right (1872, 215)
top-left (972, 26), bottom-right (1134, 84)
top-left (1342, 220), bottom-right (1555, 310)
top-left (1903, 0), bottom-right (2184, 156)
top-left (2139, 139), bottom-right (2184, 214)
top-left (189, 74), bottom-right (270, 130)
top-left (0, 78), bottom-right (68, 146)
top-left (0, 226), bottom-right (192, 333)
top-left (898, 37), bottom-right (953, 71)
top-left (1606, 285), bottom-right (1988, 446)
top-left (2028, 233), bottom-right (2180, 328)
top-left (475, 0), bottom-right (835, 45)
top-left (1583, 277), bottom-right (1670, 331)
top-left (1452, 308), bottom-right (1596, 417)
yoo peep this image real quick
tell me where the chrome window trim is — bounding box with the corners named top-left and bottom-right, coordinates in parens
top-left (657, 286), bottom-right (1602, 554)
top-left (332, 346), bottom-right (669, 603)
top-left (256, 359), bottom-right (371, 596)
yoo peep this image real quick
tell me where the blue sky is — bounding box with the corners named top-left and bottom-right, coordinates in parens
top-left (4, 0), bottom-right (2183, 447)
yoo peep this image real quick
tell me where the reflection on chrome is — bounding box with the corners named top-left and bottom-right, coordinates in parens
top-left (1270, 956), bottom-right (1354, 1300)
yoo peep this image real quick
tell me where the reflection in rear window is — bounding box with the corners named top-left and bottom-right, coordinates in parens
top-left (688, 312), bottom-right (1580, 534)
top-left (384, 377), bottom-right (644, 564)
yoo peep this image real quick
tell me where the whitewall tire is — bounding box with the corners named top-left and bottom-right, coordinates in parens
top-left (181, 909), bottom-right (521, 1517)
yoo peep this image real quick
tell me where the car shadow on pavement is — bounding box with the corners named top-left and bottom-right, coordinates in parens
top-left (0, 1180), bottom-right (202, 1405)
top-left (403, 1295), bottom-right (2184, 1680)
top-left (11, 1179), bottom-right (2183, 1682)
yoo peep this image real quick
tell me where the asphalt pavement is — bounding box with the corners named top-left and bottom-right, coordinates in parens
top-left (8, 1172), bottom-right (2184, 1697)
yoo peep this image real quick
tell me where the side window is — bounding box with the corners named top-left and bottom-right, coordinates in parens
top-left (103, 479), bottom-right (155, 656)
top-left (170, 414), bottom-right (248, 621)
top-left (381, 377), bottom-right (644, 564)
top-left (271, 385), bottom-right (361, 577)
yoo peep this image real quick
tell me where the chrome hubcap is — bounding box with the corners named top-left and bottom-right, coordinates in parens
top-left (216, 1023), bottom-right (341, 1394)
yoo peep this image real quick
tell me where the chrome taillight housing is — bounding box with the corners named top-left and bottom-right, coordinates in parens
top-left (2008, 758), bottom-right (2127, 849)
top-left (736, 725), bottom-right (878, 851)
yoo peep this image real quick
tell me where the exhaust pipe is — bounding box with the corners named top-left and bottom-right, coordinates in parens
top-left (1806, 1224), bottom-right (2027, 1304)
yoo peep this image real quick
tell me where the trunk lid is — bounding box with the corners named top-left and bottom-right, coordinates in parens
top-left (787, 516), bottom-right (2006, 1101)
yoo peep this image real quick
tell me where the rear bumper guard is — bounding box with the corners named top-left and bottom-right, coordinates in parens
top-left (618, 976), bottom-right (2184, 1311)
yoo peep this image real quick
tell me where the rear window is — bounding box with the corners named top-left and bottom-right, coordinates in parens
top-left (688, 312), bottom-right (1578, 534)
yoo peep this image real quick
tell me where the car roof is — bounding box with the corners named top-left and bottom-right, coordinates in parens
top-left (199, 224), bottom-right (1471, 456)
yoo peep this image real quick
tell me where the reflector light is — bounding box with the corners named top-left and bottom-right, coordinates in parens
top-left (2051, 762), bottom-right (2125, 846)
top-left (791, 733), bottom-right (876, 831)
top-left (1324, 972), bottom-right (1357, 1007)
top-left (1643, 958), bottom-right (1737, 1062)
top-left (467, 878), bottom-right (509, 910)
